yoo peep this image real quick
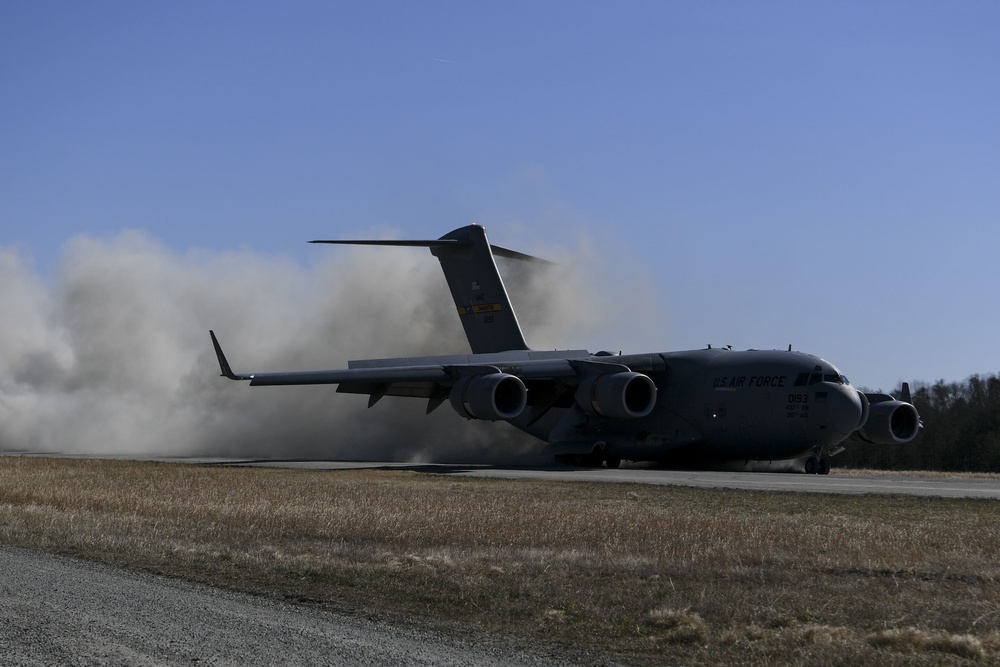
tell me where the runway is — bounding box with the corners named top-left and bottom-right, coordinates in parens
top-left (6, 452), bottom-right (1000, 498)
top-left (215, 460), bottom-right (1000, 500)
top-left (0, 544), bottom-right (574, 666)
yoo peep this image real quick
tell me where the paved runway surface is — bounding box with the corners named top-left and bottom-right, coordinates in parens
top-left (7, 452), bottom-right (999, 500)
top-left (7, 453), bottom-right (1000, 499)
top-left (224, 461), bottom-right (1000, 499)
top-left (0, 545), bottom-right (574, 667)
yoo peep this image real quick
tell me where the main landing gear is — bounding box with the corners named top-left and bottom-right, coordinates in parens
top-left (804, 456), bottom-right (831, 475)
top-left (554, 439), bottom-right (622, 468)
top-left (555, 454), bottom-right (621, 468)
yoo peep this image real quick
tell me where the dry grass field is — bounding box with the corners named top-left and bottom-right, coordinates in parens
top-left (1, 457), bottom-right (999, 665)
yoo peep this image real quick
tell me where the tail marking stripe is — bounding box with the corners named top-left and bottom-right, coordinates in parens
top-left (458, 303), bottom-right (504, 316)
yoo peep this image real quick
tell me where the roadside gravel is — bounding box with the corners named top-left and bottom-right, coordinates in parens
top-left (0, 545), bottom-right (579, 666)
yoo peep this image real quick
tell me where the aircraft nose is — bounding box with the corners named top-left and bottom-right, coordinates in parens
top-left (827, 385), bottom-right (865, 438)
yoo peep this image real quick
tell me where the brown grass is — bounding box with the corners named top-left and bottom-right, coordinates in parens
top-left (1, 457), bottom-right (999, 665)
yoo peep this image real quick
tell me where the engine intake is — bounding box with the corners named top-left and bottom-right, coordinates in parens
top-left (449, 373), bottom-right (527, 421)
top-left (857, 400), bottom-right (921, 444)
top-left (575, 372), bottom-right (657, 419)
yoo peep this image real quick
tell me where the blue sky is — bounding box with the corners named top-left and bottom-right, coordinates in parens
top-left (2, 1), bottom-right (998, 392)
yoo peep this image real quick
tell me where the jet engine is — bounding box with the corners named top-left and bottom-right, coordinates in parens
top-left (575, 372), bottom-right (657, 419)
top-left (857, 399), bottom-right (921, 444)
top-left (449, 373), bottom-right (527, 421)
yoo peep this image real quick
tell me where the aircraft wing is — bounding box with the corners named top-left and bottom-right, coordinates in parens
top-left (212, 331), bottom-right (454, 385)
top-left (210, 331), bottom-right (662, 417)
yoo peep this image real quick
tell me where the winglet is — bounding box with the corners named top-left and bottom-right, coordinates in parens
top-left (210, 330), bottom-right (248, 381)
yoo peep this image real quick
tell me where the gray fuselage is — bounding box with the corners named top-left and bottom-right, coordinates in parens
top-left (514, 347), bottom-right (865, 465)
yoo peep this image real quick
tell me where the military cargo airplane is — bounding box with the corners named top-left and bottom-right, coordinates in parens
top-left (210, 224), bottom-right (921, 473)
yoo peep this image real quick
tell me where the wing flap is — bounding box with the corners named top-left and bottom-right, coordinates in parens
top-left (336, 381), bottom-right (440, 399)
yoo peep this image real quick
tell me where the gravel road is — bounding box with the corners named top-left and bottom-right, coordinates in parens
top-left (0, 545), bottom-right (578, 666)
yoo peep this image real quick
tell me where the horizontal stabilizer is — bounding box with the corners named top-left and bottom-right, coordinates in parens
top-left (310, 238), bottom-right (462, 248)
top-left (310, 238), bottom-right (550, 264)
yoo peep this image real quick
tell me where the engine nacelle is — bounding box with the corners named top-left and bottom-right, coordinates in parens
top-left (575, 372), bottom-right (657, 419)
top-left (449, 373), bottom-right (527, 421)
top-left (856, 400), bottom-right (921, 444)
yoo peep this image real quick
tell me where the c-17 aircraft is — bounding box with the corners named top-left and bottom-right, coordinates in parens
top-left (210, 224), bottom-right (921, 473)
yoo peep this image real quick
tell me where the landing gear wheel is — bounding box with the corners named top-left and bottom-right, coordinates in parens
top-left (818, 458), bottom-right (831, 475)
top-left (804, 457), bottom-right (819, 474)
top-left (605, 458), bottom-right (621, 469)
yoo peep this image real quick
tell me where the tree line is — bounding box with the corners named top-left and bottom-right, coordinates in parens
top-left (840, 374), bottom-right (1000, 472)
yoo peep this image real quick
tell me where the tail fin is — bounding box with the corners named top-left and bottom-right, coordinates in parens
top-left (431, 225), bottom-right (530, 353)
top-left (312, 224), bottom-right (532, 353)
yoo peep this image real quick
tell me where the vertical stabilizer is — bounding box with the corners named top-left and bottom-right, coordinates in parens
top-left (431, 225), bottom-right (530, 353)
top-left (310, 224), bottom-right (532, 353)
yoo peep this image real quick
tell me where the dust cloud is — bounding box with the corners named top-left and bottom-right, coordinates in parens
top-left (0, 230), bottom-right (656, 463)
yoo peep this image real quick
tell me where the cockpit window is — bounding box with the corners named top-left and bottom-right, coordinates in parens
top-left (795, 372), bottom-right (849, 386)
